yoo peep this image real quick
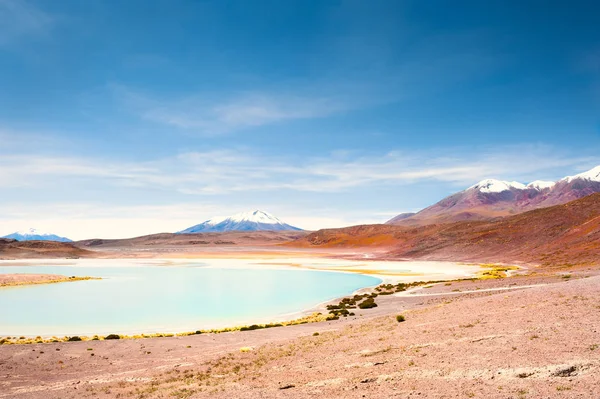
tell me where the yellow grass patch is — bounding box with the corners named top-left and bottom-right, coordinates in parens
top-left (0, 276), bottom-right (101, 288)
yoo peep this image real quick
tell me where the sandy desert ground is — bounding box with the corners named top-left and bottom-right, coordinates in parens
top-left (1, 267), bottom-right (598, 399)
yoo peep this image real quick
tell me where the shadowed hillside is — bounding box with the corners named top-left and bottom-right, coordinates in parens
top-left (76, 231), bottom-right (309, 250)
top-left (0, 239), bottom-right (93, 259)
top-left (290, 193), bottom-right (600, 266)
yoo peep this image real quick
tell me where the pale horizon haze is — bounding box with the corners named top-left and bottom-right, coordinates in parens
top-left (1, 0), bottom-right (599, 239)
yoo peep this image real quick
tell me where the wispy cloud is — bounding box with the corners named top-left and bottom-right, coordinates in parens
top-left (115, 86), bottom-right (351, 134)
top-left (1, 144), bottom-right (597, 194)
top-left (1, 141), bottom-right (599, 239)
top-left (113, 30), bottom-right (507, 136)
top-left (0, 0), bottom-right (55, 45)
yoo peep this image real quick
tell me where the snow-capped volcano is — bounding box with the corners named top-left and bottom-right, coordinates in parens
top-left (178, 210), bottom-right (303, 233)
top-left (2, 228), bottom-right (73, 242)
top-left (562, 165), bottom-right (600, 183)
top-left (469, 179), bottom-right (526, 193)
top-left (387, 165), bottom-right (600, 225)
top-left (526, 180), bottom-right (556, 190)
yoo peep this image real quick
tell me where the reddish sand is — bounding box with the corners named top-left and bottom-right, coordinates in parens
top-left (1, 269), bottom-right (598, 398)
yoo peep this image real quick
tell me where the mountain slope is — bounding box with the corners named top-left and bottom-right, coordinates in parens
top-left (2, 228), bottom-right (73, 243)
top-left (0, 238), bottom-right (91, 259)
top-left (76, 230), bottom-right (308, 251)
top-left (291, 193), bottom-right (600, 266)
top-left (385, 212), bottom-right (417, 224)
top-left (178, 210), bottom-right (302, 233)
top-left (387, 165), bottom-right (600, 225)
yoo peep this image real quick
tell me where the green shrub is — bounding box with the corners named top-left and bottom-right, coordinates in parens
top-left (104, 334), bottom-right (120, 340)
top-left (358, 298), bottom-right (378, 309)
top-left (240, 325), bottom-right (261, 331)
top-left (396, 314), bottom-right (406, 322)
top-left (67, 336), bottom-right (82, 342)
top-left (329, 308), bottom-right (350, 317)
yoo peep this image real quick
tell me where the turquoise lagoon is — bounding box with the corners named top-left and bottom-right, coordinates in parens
top-left (0, 259), bottom-right (381, 336)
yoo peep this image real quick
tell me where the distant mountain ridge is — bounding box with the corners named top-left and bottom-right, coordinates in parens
top-left (2, 228), bottom-right (73, 243)
top-left (178, 210), bottom-right (302, 233)
top-left (290, 193), bottom-right (600, 266)
top-left (387, 165), bottom-right (600, 225)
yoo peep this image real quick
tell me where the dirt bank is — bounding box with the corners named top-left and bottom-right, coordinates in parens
top-left (1, 268), bottom-right (598, 398)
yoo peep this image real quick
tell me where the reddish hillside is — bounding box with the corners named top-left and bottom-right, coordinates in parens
top-left (0, 239), bottom-right (93, 259)
top-left (76, 231), bottom-right (309, 250)
top-left (291, 193), bottom-right (600, 266)
top-left (387, 165), bottom-right (600, 226)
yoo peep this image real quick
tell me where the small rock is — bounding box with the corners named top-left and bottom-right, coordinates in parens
top-left (552, 365), bottom-right (578, 377)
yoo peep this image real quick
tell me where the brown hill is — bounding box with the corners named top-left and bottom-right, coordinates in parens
top-left (76, 231), bottom-right (309, 251)
top-left (0, 238), bottom-right (93, 259)
top-left (290, 193), bottom-right (600, 266)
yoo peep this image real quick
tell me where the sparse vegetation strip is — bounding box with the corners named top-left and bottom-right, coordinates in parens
top-left (0, 275), bottom-right (101, 288)
top-left (1, 265), bottom-right (519, 345)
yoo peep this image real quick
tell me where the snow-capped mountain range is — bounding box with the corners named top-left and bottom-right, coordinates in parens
top-left (178, 210), bottom-right (302, 233)
top-left (387, 165), bottom-right (600, 225)
top-left (2, 228), bottom-right (73, 242)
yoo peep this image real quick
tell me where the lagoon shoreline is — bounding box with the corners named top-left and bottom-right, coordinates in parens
top-left (0, 256), bottom-right (485, 338)
top-left (0, 266), bottom-right (596, 398)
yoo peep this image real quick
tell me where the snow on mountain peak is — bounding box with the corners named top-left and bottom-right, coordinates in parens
top-left (469, 179), bottom-right (526, 193)
top-left (3, 228), bottom-right (72, 242)
top-left (177, 210), bottom-right (302, 233)
top-left (15, 228), bottom-right (51, 236)
top-left (228, 210), bottom-right (283, 224)
top-left (204, 217), bottom-right (226, 226)
top-left (563, 165), bottom-right (600, 183)
top-left (526, 180), bottom-right (556, 190)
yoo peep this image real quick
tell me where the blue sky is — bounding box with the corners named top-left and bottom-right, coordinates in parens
top-left (1, 0), bottom-right (599, 239)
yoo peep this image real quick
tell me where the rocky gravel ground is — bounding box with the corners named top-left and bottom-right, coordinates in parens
top-left (1, 269), bottom-right (599, 399)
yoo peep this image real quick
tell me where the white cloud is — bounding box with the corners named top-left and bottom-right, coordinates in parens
top-left (1, 144), bottom-right (597, 194)
top-left (1, 141), bottom-right (599, 239)
top-left (113, 85), bottom-right (356, 135)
